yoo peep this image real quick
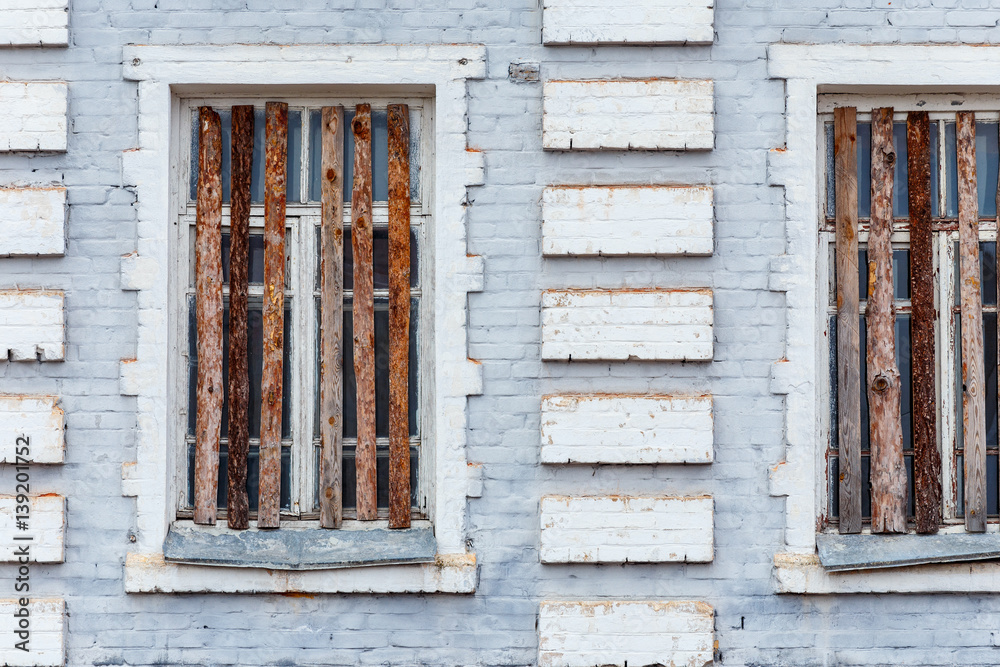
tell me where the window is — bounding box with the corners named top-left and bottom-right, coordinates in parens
top-left (178, 98), bottom-right (426, 525)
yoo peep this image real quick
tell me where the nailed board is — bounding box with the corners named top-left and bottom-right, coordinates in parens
top-left (0, 82), bottom-right (68, 152)
top-left (541, 289), bottom-right (713, 361)
top-left (542, 185), bottom-right (713, 256)
top-left (538, 600), bottom-right (714, 667)
top-left (0, 396), bottom-right (64, 464)
top-left (0, 290), bottom-right (65, 361)
top-left (0, 187), bottom-right (66, 256)
top-left (543, 79), bottom-right (713, 151)
top-left (542, 0), bottom-right (713, 45)
top-left (540, 495), bottom-right (714, 563)
top-left (541, 394), bottom-right (713, 464)
top-left (0, 495), bottom-right (65, 563)
top-left (0, 598), bottom-right (64, 666)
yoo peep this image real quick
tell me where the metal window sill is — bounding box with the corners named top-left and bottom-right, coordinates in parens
top-left (817, 532), bottom-right (1000, 572)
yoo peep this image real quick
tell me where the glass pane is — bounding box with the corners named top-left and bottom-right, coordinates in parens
top-left (990, 454), bottom-right (999, 517)
top-left (893, 122), bottom-right (908, 218)
top-left (826, 122), bottom-right (835, 218)
top-left (308, 110), bottom-right (323, 202)
top-left (983, 242), bottom-right (997, 306)
top-left (893, 249), bottom-right (909, 300)
top-left (946, 121), bottom-right (958, 218)
top-left (957, 453), bottom-right (964, 516)
top-left (896, 315), bottom-right (912, 452)
top-left (987, 312), bottom-right (998, 452)
top-left (829, 455), bottom-right (840, 517)
top-left (221, 232), bottom-right (267, 285)
top-left (859, 248), bottom-right (867, 300)
top-left (341, 446), bottom-right (418, 511)
top-left (861, 454), bottom-right (871, 519)
top-left (858, 122), bottom-right (872, 218)
top-left (931, 121), bottom-right (940, 219)
top-left (188, 443), bottom-right (291, 512)
top-left (905, 454), bottom-right (915, 518)
top-left (287, 109), bottom-right (302, 205)
top-left (860, 316), bottom-right (869, 453)
top-left (344, 227), bottom-right (419, 291)
top-left (408, 106), bottom-right (421, 204)
top-left (977, 121), bottom-right (998, 218)
top-left (251, 108), bottom-right (265, 204)
top-left (343, 109), bottom-right (390, 203)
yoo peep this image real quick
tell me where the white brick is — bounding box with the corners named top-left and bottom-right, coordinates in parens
top-left (0, 187), bottom-right (66, 256)
top-left (541, 289), bottom-right (713, 361)
top-left (0, 2), bottom-right (68, 47)
top-left (0, 82), bottom-right (67, 153)
top-left (542, 185), bottom-right (713, 256)
top-left (0, 396), bottom-right (64, 464)
top-left (541, 394), bottom-right (713, 464)
top-left (539, 600), bottom-right (714, 667)
top-left (0, 495), bottom-right (64, 563)
top-left (0, 290), bottom-right (65, 361)
top-left (540, 495), bottom-right (713, 563)
top-left (542, 0), bottom-right (713, 45)
top-left (0, 599), bottom-right (65, 666)
top-left (543, 79), bottom-right (714, 151)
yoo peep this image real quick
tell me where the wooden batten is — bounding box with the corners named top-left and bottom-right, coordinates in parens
top-left (834, 106), bottom-right (862, 535)
top-left (388, 103), bottom-right (412, 529)
top-left (227, 105), bottom-right (253, 531)
top-left (193, 106), bottom-right (223, 526)
top-left (352, 103), bottom-right (378, 521)
top-left (258, 101), bottom-right (288, 529)
top-left (319, 106), bottom-right (345, 529)
top-left (906, 111), bottom-right (941, 534)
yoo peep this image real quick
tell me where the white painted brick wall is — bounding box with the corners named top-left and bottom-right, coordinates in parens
top-left (0, 396), bottom-right (64, 464)
top-left (543, 79), bottom-right (713, 151)
top-left (0, 0), bottom-right (69, 47)
top-left (0, 187), bottom-right (66, 256)
top-left (540, 495), bottom-right (714, 563)
top-left (0, 82), bottom-right (68, 152)
top-left (541, 289), bottom-right (713, 361)
top-left (0, 290), bottom-right (65, 361)
top-left (541, 394), bottom-right (713, 464)
top-left (0, 495), bottom-right (64, 563)
top-left (541, 185), bottom-right (713, 256)
top-left (0, 598), bottom-right (64, 667)
top-left (538, 600), bottom-right (714, 667)
top-left (542, 0), bottom-right (714, 45)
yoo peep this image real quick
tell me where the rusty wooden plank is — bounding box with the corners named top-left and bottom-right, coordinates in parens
top-left (227, 105), bottom-right (253, 531)
top-left (352, 103), bottom-right (377, 521)
top-left (388, 103), bottom-right (412, 529)
top-left (319, 106), bottom-right (345, 529)
top-left (907, 110), bottom-right (941, 534)
top-left (258, 101), bottom-right (287, 529)
top-left (834, 107), bottom-right (862, 535)
top-left (958, 111), bottom-right (986, 532)
top-left (867, 107), bottom-right (906, 534)
top-left (194, 106), bottom-right (224, 526)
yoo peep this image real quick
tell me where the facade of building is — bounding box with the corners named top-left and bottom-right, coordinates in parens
top-left (3, 0), bottom-right (1000, 665)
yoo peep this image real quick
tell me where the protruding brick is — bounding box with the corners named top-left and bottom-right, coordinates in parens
top-left (543, 0), bottom-right (714, 45)
top-left (0, 0), bottom-right (68, 47)
top-left (0, 187), bottom-right (66, 256)
top-left (0, 495), bottom-right (64, 563)
top-left (0, 396), bottom-right (64, 464)
top-left (0, 290), bottom-right (65, 362)
top-left (0, 598), bottom-right (64, 666)
top-left (0, 82), bottom-right (68, 152)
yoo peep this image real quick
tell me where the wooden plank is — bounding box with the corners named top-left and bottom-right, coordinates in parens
top-left (258, 101), bottom-right (287, 529)
top-left (958, 110), bottom-right (986, 532)
top-left (907, 110), bottom-right (941, 534)
top-left (319, 106), bottom-right (345, 529)
top-left (834, 106), bottom-right (862, 534)
top-left (193, 106), bottom-right (223, 526)
top-left (388, 103), bottom-right (412, 529)
top-left (352, 103), bottom-right (377, 520)
top-left (867, 107), bottom-right (906, 534)
top-left (227, 105), bottom-right (253, 531)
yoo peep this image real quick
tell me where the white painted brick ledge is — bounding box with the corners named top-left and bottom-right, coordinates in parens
top-left (0, 187), bottom-right (66, 256)
top-left (0, 395), bottom-right (63, 464)
top-left (0, 598), bottom-right (64, 667)
top-left (0, 290), bottom-right (65, 361)
top-left (0, 82), bottom-right (68, 152)
top-left (0, 495), bottom-right (64, 563)
top-left (542, 0), bottom-right (714, 46)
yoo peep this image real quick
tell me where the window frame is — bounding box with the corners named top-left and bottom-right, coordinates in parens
top-left (120, 44), bottom-right (485, 594)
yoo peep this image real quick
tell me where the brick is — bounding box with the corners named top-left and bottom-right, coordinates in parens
top-left (0, 187), bottom-right (66, 256)
top-left (538, 600), bottom-right (714, 667)
top-left (543, 79), bottom-right (714, 151)
top-left (0, 495), bottom-right (65, 563)
top-left (0, 599), bottom-right (64, 666)
top-left (0, 290), bottom-right (65, 361)
top-left (0, 82), bottom-right (68, 153)
top-left (540, 495), bottom-right (714, 563)
top-left (540, 394), bottom-right (713, 464)
top-left (0, 396), bottom-right (64, 464)
top-left (542, 0), bottom-right (713, 45)
top-left (0, 0), bottom-right (68, 47)
top-left (542, 185), bottom-right (713, 256)
top-left (541, 289), bottom-right (713, 361)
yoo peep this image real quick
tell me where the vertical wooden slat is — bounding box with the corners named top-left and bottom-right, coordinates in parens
top-left (258, 101), bottom-right (288, 529)
top-left (957, 111), bottom-right (986, 532)
top-left (352, 104), bottom-right (377, 521)
top-left (867, 107), bottom-right (907, 534)
top-left (388, 103), bottom-right (412, 529)
top-left (907, 110), bottom-right (941, 534)
top-left (319, 106), bottom-right (345, 529)
top-left (193, 107), bottom-right (223, 526)
top-left (227, 105), bottom-right (254, 531)
top-left (834, 107), bottom-right (862, 534)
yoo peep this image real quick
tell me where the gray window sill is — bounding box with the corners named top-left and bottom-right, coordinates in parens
top-left (163, 521), bottom-right (436, 570)
top-left (817, 532), bottom-right (1000, 572)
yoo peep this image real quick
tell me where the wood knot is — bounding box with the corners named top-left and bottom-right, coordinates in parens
top-left (324, 488), bottom-right (334, 499)
top-left (326, 168), bottom-right (335, 181)
top-left (873, 376), bottom-right (890, 394)
top-left (885, 151), bottom-right (896, 166)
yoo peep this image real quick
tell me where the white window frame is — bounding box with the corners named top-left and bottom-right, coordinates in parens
top-left (768, 43), bottom-right (1000, 594)
top-left (120, 44), bottom-right (485, 594)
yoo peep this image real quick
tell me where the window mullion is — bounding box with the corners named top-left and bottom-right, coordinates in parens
top-left (295, 215), bottom-right (319, 516)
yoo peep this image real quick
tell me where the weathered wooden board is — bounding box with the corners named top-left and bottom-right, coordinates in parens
top-left (0, 396), bottom-right (63, 464)
top-left (319, 105), bottom-right (345, 529)
top-left (907, 110), bottom-right (941, 534)
top-left (957, 110), bottom-right (986, 532)
top-left (258, 101), bottom-right (288, 529)
top-left (0, 494), bottom-right (64, 563)
top-left (834, 106), bottom-right (862, 535)
top-left (193, 106), bottom-right (223, 526)
top-left (352, 104), bottom-right (377, 521)
top-left (817, 533), bottom-right (1000, 571)
top-left (227, 104), bottom-right (253, 531)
